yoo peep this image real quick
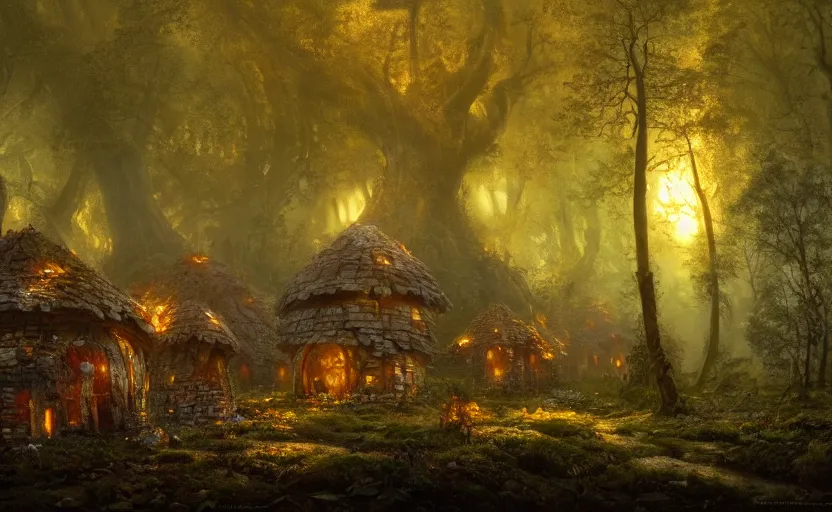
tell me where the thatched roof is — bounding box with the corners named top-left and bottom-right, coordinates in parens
top-left (278, 299), bottom-right (438, 357)
top-left (457, 303), bottom-right (563, 356)
top-left (155, 300), bottom-right (243, 355)
top-left (277, 223), bottom-right (451, 313)
top-left (131, 255), bottom-right (284, 362)
top-left (0, 227), bottom-right (151, 335)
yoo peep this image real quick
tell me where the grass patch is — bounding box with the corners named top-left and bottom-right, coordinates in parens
top-left (153, 450), bottom-right (195, 464)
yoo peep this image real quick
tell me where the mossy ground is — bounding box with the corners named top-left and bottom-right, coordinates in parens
top-left (1, 382), bottom-right (830, 511)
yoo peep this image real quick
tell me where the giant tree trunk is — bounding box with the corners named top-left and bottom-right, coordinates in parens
top-left (689, 144), bottom-right (721, 390)
top-left (0, 173), bottom-right (6, 232)
top-left (360, 145), bottom-right (536, 336)
top-left (632, 68), bottom-right (679, 414)
top-left (90, 143), bottom-right (184, 285)
top-left (47, 158), bottom-right (90, 240)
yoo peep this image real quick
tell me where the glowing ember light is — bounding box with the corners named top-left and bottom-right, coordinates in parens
top-left (43, 408), bottom-right (54, 438)
top-left (493, 368), bottom-right (503, 378)
top-left (411, 308), bottom-right (422, 321)
top-left (168, 409), bottom-right (174, 414)
top-left (245, 297), bottom-right (255, 305)
top-left (169, 375), bottom-right (175, 384)
top-left (494, 328), bottom-right (499, 333)
top-left (191, 255), bottom-right (209, 264)
top-left (205, 311), bottom-right (221, 326)
top-left (365, 375), bottom-right (375, 385)
top-left (278, 367), bottom-right (288, 380)
top-left (535, 313), bottom-right (548, 327)
top-left (457, 337), bottom-right (470, 347)
top-left (615, 359), bottom-right (623, 368)
top-left (542, 352), bottom-right (555, 360)
top-left (374, 254), bottom-right (392, 265)
top-left (39, 262), bottom-right (66, 276)
top-left (149, 304), bottom-right (172, 333)
top-left (399, 243), bottom-right (411, 255)
top-left (486, 351), bottom-right (494, 361)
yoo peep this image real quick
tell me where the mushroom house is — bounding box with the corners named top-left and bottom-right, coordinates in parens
top-left (454, 304), bottom-right (563, 390)
top-left (0, 227), bottom-right (152, 440)
top-left (146, 300), bottom-right (242, 425)
top-left (276, 223), bottom-right (451, 398)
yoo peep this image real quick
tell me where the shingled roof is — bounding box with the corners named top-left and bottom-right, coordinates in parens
top-left (131, 256), bottom-right (282, 361)
top-left (459, 303), bottom-right (563, 355)
top-left (155, 300), bottom-right (243, 354)
top-left (278, 299), bottom-right (438, 357)
top-left (0, 227), bottom-right (151, 334)
top-left (277, 223), bottom-right (452, 313)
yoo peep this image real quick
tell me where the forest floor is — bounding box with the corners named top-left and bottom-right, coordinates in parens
top-left (1, 381), bottom-right (831, 512)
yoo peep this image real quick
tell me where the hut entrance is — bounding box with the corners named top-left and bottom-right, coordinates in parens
top-left (485, 345), bottom-right (510, 383)
top-left (63, 345), bottom-right (116, 432)
top-left (303, 344), bottom-right (349, 396)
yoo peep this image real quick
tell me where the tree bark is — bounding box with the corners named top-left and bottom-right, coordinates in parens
top-left (818, 298), bottom-right (828, 386)
top-left (689, 142), bottom-right (721, 390)
top-left (632, 56), bottom-right (679, 414)
top-left (360, 144), bottom-right (536, 335)
top-left (0, 172), bottom-right (6, 232)
top-left (47, 158), bottom-right (90, 240)
top-left (90, 143), bottom-right (184, 285)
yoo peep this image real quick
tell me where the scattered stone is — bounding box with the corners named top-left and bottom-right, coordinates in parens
top-left (447, 461), bottom-right (457, 469)
top-left (636, 492), bottom-right (671, 503)
top-left (55, 497), bottom-right (81, 508)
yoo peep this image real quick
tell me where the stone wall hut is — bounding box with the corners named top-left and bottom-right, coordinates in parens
top-left (0, 227), bottom-right (152, 441)
top-left (453, 303), bottom-right (563, 390)
top-left (131, 255), bottom-right (289, 391)
top-left (147, 300), bottom-right (241, 425)
top-left (277, 223), bottom-right (452, 398)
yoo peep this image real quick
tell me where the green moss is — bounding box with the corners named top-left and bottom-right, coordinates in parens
top-left (529, 418), bottom-right (598, 439)
top-left (794, 440), bottom-right (832, 488)
top-left (153, 450), bottom-right (196, 464)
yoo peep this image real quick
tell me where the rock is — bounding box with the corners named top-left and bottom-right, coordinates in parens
top-left (108, 501), bottom-right (134, 511)
top-left (195, 489), bottom-right (209, 500)
top-left (169, 436), bottom-right (183, 448)
top-left (447, 461), bottom-right (457, 469)
top-left (55, 497), bottom-right (82, 508)
top-left (169, 502), bottom-right (189, 512)
top-left (149, 493), bottom-right (167, 507)
top-left (502, 480), bottom-right (523, 493)
top-left (636, 492), bottom-right (670, 503)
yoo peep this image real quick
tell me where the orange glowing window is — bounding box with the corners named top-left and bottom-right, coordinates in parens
top-left (615, 359), bottom-right (623, 368)
top-left (191, 255), bottom-right (209, 264)
top-left (22, 346), bottom-right (34, 356)
top-left (457, 337), bottom-right (470, 347)
top-left (373, 253), bottom-right (392, 266)
top-left (43, 409), bottom-right (54, 438)
top-left (411, 308), bottom-right (422, 321)
top-left (169, 375), bottom-right (175, 384)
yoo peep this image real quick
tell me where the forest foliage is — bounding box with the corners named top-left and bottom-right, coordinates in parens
top-left (1, 0), bottom-right (832, 394)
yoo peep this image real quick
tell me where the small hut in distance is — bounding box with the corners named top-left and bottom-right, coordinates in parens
top-left (131, 255), bottom-right (289, 391)
top-left (454, 303), bottom-right (563, 390)
top-left (0, 227), bottom-right (152, 440)
top-left (146, 300), bottom-right (241, 425)
top-left (277, 223), bottom-right (452, 398)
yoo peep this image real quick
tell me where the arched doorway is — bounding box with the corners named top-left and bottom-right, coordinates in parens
top-left (63, 345), bottom-right (116, 432)
top-left (485, 345), bottom-right (510, 384)
top-left (302, 344), bottom-right (349, 397)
